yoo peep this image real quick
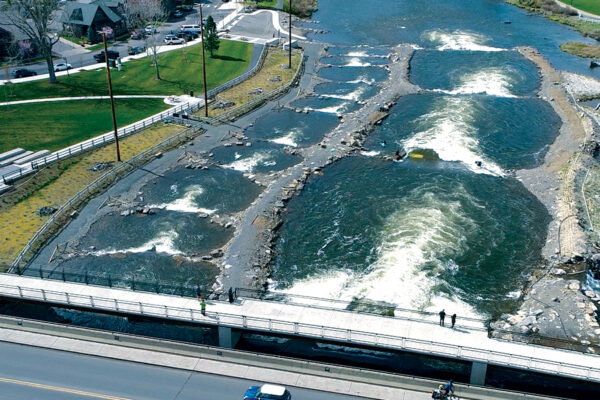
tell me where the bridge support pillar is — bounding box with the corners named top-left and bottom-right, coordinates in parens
top-left (218, 326), bottom-right (241, 349)
top-left (469, 361), bottom-right (488, 386)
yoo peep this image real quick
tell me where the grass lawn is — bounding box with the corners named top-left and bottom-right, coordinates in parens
top-left (254, 0), bottom-right (278, 9)
top-left (560, 41), bottom-right (600, 58)
top-left (1, 40), bottom-right (253, 102)
top-left (0, 98), bottom-right (169, 153)
top-left (570, 0), bottom-right (600, 16)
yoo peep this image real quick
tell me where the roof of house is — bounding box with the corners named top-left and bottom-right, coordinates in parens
top-left (60, 0), bottom-right (123, 27)
top-left (0, 14), bottom-right (33, 42)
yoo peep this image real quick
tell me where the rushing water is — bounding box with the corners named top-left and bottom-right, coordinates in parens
top-left (269, 0), bottom-right (594, 317)
top-left (44, 167), bottom-right (261, 290)
top-left (31, 0), bottom-right (598, 319)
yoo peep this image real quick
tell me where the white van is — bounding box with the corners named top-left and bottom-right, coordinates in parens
top-left (180, 24), bottom-right (202, 33)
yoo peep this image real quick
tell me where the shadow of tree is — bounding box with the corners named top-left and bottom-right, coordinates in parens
top-left (210, 54), bottom-right (245, 62)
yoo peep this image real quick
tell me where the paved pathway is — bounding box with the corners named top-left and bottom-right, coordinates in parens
top-left (0, 95), bottom-right (168, 107)
top-left (0, 273), bottom-right (598, 384)
top-left (554, 0), bottom-right (600, 21)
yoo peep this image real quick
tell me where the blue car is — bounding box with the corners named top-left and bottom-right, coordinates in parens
top-left (244, 384), bottom-right (291, 400)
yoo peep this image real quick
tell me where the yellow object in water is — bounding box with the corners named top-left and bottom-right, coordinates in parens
top-left (409, 153), bottom-right (424, 159)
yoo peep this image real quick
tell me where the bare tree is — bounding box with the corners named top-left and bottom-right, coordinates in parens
top-left (2, 0), bottom-right (61, 83)
top-left (124, 0), bottom-right (168, 81)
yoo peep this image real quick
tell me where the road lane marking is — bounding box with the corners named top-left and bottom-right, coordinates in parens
top-left (0, 377), bottom-right (133, 400)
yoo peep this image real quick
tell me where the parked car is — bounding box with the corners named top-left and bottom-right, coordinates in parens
top-left (127, 45), bottom-right (145, 55)
top-left (144, 25), bottom-right (157, 35)
top-left (181, 4), bottom-right (193, 11)
top-left (93, 50), bottom-right (119, 63)
top-left (244, 384), bottom-right (291, 400)
top-left (130, 30), bottom-right (145, 40)
top-left (53, 63), bottom-right (72, 71)
top-left (164, 34), bottom-right (185, 45)
top-left (172, 10), bottom-right (183, 18)
top-left (180, 24), bottom-right (202, 33)
top-left (11, 68), bottom-right (37, 78)
top-left (177, 31), bottom-right (197, 41)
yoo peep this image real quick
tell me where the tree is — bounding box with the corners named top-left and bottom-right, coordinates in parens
top-left (2, 0), bottom-right (61, 83)
top-left (204, 15), bottom-right (220, 57)
top-left (124, 0), bottom-right (167, 80)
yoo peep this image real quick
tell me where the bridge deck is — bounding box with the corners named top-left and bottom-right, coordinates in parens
top-left (0, 274), bottom-right (598, 383)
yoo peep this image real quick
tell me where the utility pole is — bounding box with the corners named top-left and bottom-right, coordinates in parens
top-left (288, 0), bottom-right (292, 68)
top-left (199, 3), bottom-right (209, 117)
top-left (101, 32), bottom-right (121, 162)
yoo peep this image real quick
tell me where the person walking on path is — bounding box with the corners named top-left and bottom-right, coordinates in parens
top-left (200, 298), bottom-right (206, 316)
top-left (451, 313), bottom-right (456, 329)
top-left (439, 309), bottom-right (446, 326)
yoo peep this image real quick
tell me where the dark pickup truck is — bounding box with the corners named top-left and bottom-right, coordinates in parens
top-left (94, 50), bottom-right (120, 63)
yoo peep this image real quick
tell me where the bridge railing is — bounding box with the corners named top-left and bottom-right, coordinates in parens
top-left (0, 281), bottom-right (598, 383)
top-left (19, 267), bottom-right (211, 299)
top-left (235, 287), bottom-right (487, 331)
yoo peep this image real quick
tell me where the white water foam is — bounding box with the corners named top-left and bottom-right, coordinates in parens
top-left (322, 85), bottom-right (366, 101)
top-left (92, 230), bottom-right (183, 256)
top-left (361, 150), bottom-right (380, 157)
top-left (307, 103), bottom-right (349, 114)
top-left (403, 96), bottom-right (504, 176)
top-left (347, 51), bottom-right (368, 57)
top-left (270, 128), bottom-right (301, 147)
top-left (148, 184), bottom-right (216, 214)
top-left (434, 68), bottom-right (517, 98)
top-left (424, 30), bottom-right (505, 52)
top-left (277, 193), bottom-right (482, 318)
top-left (223, 152), bottom-right (271, 172)
top-left (346, 57), bottom-right (372, 67)
top-left (347, 77), bottom-right (375, 85)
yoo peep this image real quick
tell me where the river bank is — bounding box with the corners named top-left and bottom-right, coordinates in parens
top-left (490, 46), bottom-right (600, 351)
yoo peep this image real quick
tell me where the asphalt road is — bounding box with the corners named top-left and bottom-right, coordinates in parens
top-left (7, 0), bottom-right (234, 77)
top-left (0, 342), bottom-right (370, 400)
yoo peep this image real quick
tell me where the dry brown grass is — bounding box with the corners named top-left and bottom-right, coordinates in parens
top-left (0, 124), bottom-right (183, 269)
top-left (195, 47), bottom-right (301, 118)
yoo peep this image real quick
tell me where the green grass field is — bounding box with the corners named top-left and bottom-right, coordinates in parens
top-left (0, 98), bottom-right (169, 153)
top-left (1, 40), bottom-right (253, 102)
top-left (255, 0), bottom-right (278, 9)
top-left (560, 41), bottom-right (600, 58)
top-left (570, 0), bottom-right (600, 16)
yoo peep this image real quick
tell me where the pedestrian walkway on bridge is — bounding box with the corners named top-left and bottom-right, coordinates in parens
top-left (0, 273), bottom-right (598, 387)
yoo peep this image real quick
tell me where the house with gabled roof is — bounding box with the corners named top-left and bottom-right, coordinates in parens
top-left (61, 0), bottom-right (127, 43)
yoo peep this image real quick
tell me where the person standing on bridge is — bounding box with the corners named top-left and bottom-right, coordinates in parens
top-left (451, 313), bottom-right (456, 329)
top-left (439, 309), bottom-right (446, 326)
top-left (201, 298), bottom-right (206, 316)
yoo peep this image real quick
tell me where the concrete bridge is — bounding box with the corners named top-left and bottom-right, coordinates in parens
top-left (0, 273), bottom-right (598, 387)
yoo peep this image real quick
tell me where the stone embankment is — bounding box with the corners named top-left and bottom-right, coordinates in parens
top-left (216, 44), bottom-right (420, 293)
top-left (490, 47), bottom-right (600, 351)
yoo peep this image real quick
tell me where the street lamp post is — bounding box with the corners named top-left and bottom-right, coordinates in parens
top-left (199, 3), bottom-right (209, 118)
top-left (288, 0), bottom-right (292, 69)
top-left (100, 31), bottom-right (121, 162)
